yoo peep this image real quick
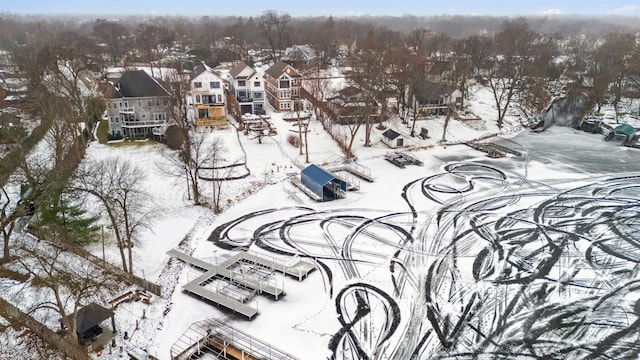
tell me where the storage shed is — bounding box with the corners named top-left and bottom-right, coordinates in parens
top-left (381, 129), bottom-right (406, 149)
top-left (301, 164), bottom-right (347, 201)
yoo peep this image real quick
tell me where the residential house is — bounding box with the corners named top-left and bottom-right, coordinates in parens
top-left (283, 45), bottom-right (318, 68)
top-left (190, 62), bottom-right (227, 127)
top-left (264, 61), bottom-right (302, 112)
top-left (327, 86), bottom-right (379, 124)
top-left (228, 61), bottom-right (265, 116)
top-left (411, 82), bottom-right (454, 118)
top-left (105, 70), bottom-right (171, 138)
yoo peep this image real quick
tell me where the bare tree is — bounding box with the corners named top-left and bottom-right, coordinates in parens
top-left (488, 18), bottom-right (537, 129)
top-left (74, 157), bottom-right (151, 274)
top-left (599, 31), bottom-right (635, 122)
top-left (92, 19), bottom-right (129, 67)
top-left (258, 10), bottom-right (291, 63)
top-left (209, 137), bottom-right (228, 214)
top-left (13, 240), bottom-right (121, 343)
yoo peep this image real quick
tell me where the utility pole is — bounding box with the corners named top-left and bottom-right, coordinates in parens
top-left (101, 224), bottom-right (105, 263)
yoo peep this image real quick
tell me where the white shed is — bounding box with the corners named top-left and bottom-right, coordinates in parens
top-left (381, 129), bottom-right (406, 149)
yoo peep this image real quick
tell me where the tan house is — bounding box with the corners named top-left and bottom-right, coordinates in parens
top-left (189, 63), bottom-right (227, 127)
top-left (264, 61), bottom-right (302, 112)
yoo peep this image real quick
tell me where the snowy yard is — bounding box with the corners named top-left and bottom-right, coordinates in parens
top-left (4, 85), bottom-right (640, 359)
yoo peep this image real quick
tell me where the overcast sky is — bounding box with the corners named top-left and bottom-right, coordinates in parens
top-left (3, 0), bottom-right (640, 17)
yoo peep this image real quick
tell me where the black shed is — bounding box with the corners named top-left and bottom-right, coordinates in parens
top-left (301, 164), bottom-right (347, 201)
top-left (71, 303), bottom-right (116, 344)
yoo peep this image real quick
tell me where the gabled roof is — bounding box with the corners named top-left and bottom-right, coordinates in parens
top-left (190, 62), bottom-right (223, 81)
top-left (265, 61), bottom-right (300, 79)
top-left (229, 61), bottom-right (256, 79)
top-left (301, 164), bottom-right (335, 186)
top-left (286, 45), bottom-right (316, 60)
top-left (382, 129), bottom-right (401, 140)
top-left (413, 82), bottom-right (448, 104)
top-left (110, 70), bottom-right (169, 99)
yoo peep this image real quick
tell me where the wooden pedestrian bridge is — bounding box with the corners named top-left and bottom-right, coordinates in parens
top-left (167, 249), bottom-right (315, 319)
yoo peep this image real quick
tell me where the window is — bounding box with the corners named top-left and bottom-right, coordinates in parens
top-left (237, 80), bottom-right (246, 87)
top-left (253, 81), bottom-right (261, 87)
top-left (153, 113), bottom-right (166, 121)
top-left (195, 95), bottom-right (201, 103)
top-left (210, 81), bottom-right (221, 89)
top-left (279, 80), bottom-right (290, 88)
top-left (280, 102), bottom-right (291, 110)
top-left (279, 90), bottom-right (291, 99)
top-left (252, 92), bottom-right (262, 99)
top-left (155, 99), bottom-right (160, 106)
top-left (194, 82), bottom-right (203, 88)
top-left (292, 78), bottom-right (299, 85)
top-left (217, 94), bottom-right (222, 103)
top-left (137, 100), bottom-right (142, 107)
top-left (112, 103), bottom-right (117, 109)
top-left (292, 89), bottom-right (299, 98)
top-left (147, 99), bottom-right (152, 106)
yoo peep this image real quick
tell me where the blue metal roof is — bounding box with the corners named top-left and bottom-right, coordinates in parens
top-left (301, 164), bottom-right (347, 200)
top-left (302, 164), bottom-right (334, 187)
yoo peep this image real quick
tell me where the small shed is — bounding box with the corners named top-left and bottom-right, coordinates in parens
top-left (381, 129), bottom-right (406, 149)
top-left (301, 164), bottom-right (347, 201)
top-left (71, 303), bottom-right (116, 344)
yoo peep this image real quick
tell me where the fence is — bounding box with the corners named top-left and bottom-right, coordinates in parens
top-left (0, 297), bottom-right (90, 360)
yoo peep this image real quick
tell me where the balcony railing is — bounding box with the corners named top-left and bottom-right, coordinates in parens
top-left (119, 107), bottom-right (135, 114)
top-left (121, 119), bottom-right (168, 128)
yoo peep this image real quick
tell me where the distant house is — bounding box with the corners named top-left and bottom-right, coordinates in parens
top-left (327, 86), bottom-right (379, 124)
top-left (228, 61), bottom-right (265, 115)
top-left (301, 164), bottom-right (347, 201)
top-left (189, 62), bottom-right (227, 127)
top-left (105, 70), bottom-right (171, 138)
top-left (411, 82), bottom-right (452, 117)
top-left (264, 61), bottom-right (302, 112)
top-left (283, 45), bottom-right (318, 68)
top-left (381, 129), bottom-right (407, 148)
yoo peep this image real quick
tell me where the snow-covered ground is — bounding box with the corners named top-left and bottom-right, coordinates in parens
top-left (3, 82), bottom-right (640, 359)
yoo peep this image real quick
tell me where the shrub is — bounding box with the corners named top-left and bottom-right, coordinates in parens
top-left (287, 134), bottom-right (300, 148)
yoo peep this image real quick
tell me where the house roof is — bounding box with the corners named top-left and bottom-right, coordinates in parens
top-left (382, 129), bottom-right (401, 140)
top-left (265, 61), bottom-right (300, 79)
top-left (110, 70), bottom-right (169, 99)
top-left (190, 62), bottom-right (223, 81)
top-left (301, 164), bottom-right (335, 187)
top-left (229, 61), bottom-right (255, 79)
top-left (286, 45), bottom-right (316, 60)
top-left (612, 124), bottom-right (636, 139)
top-left (72, 303), bottom-right (114, 333)
top-left (413, 82), bottom-right (448, 104)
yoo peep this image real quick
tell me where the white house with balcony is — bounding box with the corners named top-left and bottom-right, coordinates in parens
top-left (264, 61), bottom-right (302, 112)
top-left (189, 62), bottom-right (227, 127)
top-left (228, 61), bottom-right (265, 115)
top-left (105, 70), bottom-right (171, 138)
